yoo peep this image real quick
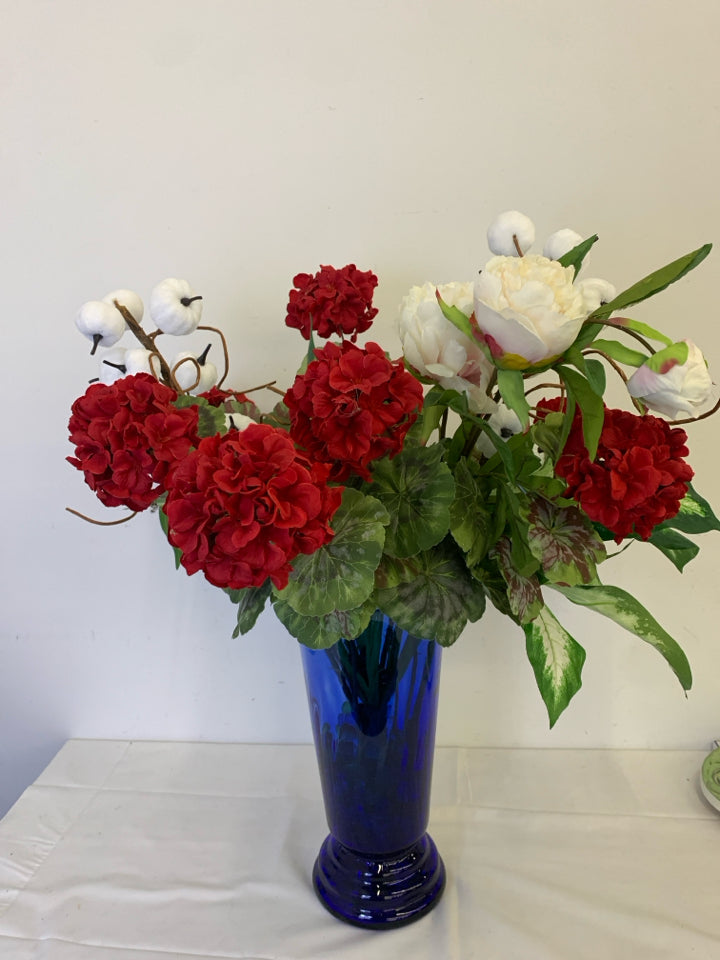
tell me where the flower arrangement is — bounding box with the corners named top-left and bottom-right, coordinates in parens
top-left (68, 212), bottom-right (719, 725)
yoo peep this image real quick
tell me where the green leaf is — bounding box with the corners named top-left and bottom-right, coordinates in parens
top-left (598, 316), bottom-right (672, 347)
top-left (647, 528), bottom-right (700, 572)
top-left (157, 498), bottom-right (182, 570)
top-left (263, 400), bottom-right (291, 431)
top-left (523, 606), bottom-right (587, 727)
top-left (557, 234), bottom-right (599, 276)
top-left (375, 538), bottom-right (486, 646)
top-left (525, 498), bottom-right (606, 585)
top-left (590, 244), bottom-right (712, 320)
top-left (549, 583), bottom-right (692, 691)
top-left (523, 607), bottom-right (585, 728)
top-left (583, 358), bottom-right (606, 396)
top-left (558, 365), bottom-right (605, 460)
top-left (369, 445), bottom-right (455, 558)
top-left (497, 368), bottom-right (531, 428)
top-left (272, 598), bottom-right (376, 649)
top-left (278, 488), bottom-right (389, 617)
top-left (449, 460), bottom-right (493, 567)
top-left (173, 394), bottom-right (226, 437)
top-left (495, 536), bottom-right (543, 623)
top-left (586, 339), bottom-right (648, 368)
top-left (658, 485), bottom-right (720, 535)
top-left (425, 388), bottom-right (517, 479)
top-left (225, 580), bottom-right (273, 638)
top-left (436, 291), bottom-right (475, 340)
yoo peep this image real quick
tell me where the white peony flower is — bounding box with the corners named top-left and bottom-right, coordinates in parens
top-left (397, 281), bottom-right (495, 414)
top-left (473, 255), bottom-right (589, 370)
top-left (543, 229), bottom-right (583, 261)
top-left (627, 339), bottom-right (713, 418)
top-left (576, 277), bottom-right (617, 314)
top-left (487, 210), bottom-right (535, 257)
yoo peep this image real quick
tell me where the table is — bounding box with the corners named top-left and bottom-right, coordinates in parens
top-left (0, 740), bottom-right (718, 959)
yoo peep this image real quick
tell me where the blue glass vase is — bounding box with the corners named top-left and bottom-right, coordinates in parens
top-left (301, 610), bottom-right (445, 928)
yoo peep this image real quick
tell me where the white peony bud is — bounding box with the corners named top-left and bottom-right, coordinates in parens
top-left (487, 210), bottom-right (535, 257)
top-left (149, 278), bottom-right (203, 335)
top-left (543, 229), bottom-right (583, 262)
top-left (627, 340), bottom-right (713, 418)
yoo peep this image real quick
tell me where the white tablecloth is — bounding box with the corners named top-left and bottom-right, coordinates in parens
top-left (0, 740), bottom-right (718, 959)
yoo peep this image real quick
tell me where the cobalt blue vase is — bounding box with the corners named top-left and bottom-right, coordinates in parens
top-left (300, 610), bottom-right (445, 928)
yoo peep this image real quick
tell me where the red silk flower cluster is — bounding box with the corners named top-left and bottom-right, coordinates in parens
top-left (539, 398), bottom-right (693, 542)
top-left (285, 340), bottom-right (424, 482)
top-left (67, 374), bottom-right (199, 512)
top-left (285, 264), bottom-right (378, 341)
top-left (163, 423), bottom-right (343, 591)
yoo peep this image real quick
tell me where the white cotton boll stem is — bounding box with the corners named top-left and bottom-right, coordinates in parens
top-left (487, 211), bottom-right (535, 256)
top-left (543, 229), bottom-right (584, 262)
top-left (103, 289), bottom-right (144, 324)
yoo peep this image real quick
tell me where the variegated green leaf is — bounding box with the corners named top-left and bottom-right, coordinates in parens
top-left (549, 583), bottom-right (692, 690)
top-left (525, 498), bottom-right (606, 585)
top-left (523, 606), bottom-right (586, 727)
top-left (272, 598), bottom-right (376, 649)
top-left (495, 536), bottom-right (543, 623)
top-left (369, 445), bottom-right (455, 558)
top-left (658, 485), bottom-right (720, 535)
top-left (375, 539), bottom-right (486, 646)
top-left (278, 488), bottom-right (389, 616)
top-left (226, 580), bottom-right (273, 638)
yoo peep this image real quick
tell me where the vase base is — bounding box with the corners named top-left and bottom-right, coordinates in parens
top-left (312, 833), bottom-right (446, 929)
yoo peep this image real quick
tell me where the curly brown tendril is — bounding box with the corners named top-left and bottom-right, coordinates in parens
top-left (241, 379), bottom-right (286, 396)
top-left (583, 348), bottom-right (645, 414)
top-left (197, 325), bottom-right (229, 388)
top-left (172, 355), bottom-right (202, 393)
top-left (66, 507), bottom-right (138, 526)
top-left (668, 396), bottom-right (720, 426)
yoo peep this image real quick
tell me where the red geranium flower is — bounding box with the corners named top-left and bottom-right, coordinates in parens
top-left (67, 373), bottom-right (200, 512)
top-left (284, 340), bottom-right (423, 482)
top-left (285, 264), bottom-right (378, 341)
top-left (163, 423), bottom-right (343, 590)
top-left (199, 386), bottom-right (251, 407)
top-left (538, 398), bottom-right (693, 542)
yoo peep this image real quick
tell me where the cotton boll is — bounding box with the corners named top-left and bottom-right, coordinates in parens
top-left (576, 278), bottom-right (617, 314)
top-left (103, 288), bottom-right (144, 324)
top-left (150, 278), bottom-right (203, 335)
top-left (543, 229), bottom-right (584, 262)
top-left (487, 211), bottom-right (535, 256)
top-left (76, 300), bottom-right (126, 354)
top-left (98, 346), bottom-right (128, 384)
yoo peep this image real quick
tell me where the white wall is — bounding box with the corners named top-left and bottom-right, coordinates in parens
top-left (2, 0), bottom-right (720, 816)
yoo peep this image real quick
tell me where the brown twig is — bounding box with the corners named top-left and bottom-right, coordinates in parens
top-left (66, 507), bottom-right (138, 526)
top-left (512, 233), bottom-right (524, 257)
top-left (112, 301), bottom-right (180, 391)
top-left (198, 324), bottom-right (230, 388)
top-left (172, 355), bottom-right (201, 393)
top-left (584, 316), bottom-right (656, 355)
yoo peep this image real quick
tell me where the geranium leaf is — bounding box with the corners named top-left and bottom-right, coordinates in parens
top-left (525, 498), bottom-right (606, 585)
top-left (523, 606), bottom-right (586, 727)
top-left (657, 484), bottom-right (720, 535)
top-left (174, 394), bottom-right (226, 437)
top-left (549, 583), bottom-right (692, 691)
top-left (497, 368), bottom-right (531, 428)
top-left (449, 460), bottom-right (493, 567)
top-left (226, 580), bottom-right (273, 638)
top-left (278, 488), bottom-right (389, 616)
top-left (646, 528), bottom-right (700, 572)
top-left (558, 234), bottom-right (598, 276)
top-left (272, 598), bottom-right (376, 649)
top-left (495, 536), bottom-right (543, 623)
top-left (558, 365), bottom-right (604, 460)
top-left (370, 445), bottom-right (455, 558)
top-left (590, 244), bottom-right (712, 319)
top-left (375, 538), bottom-right (486, 646)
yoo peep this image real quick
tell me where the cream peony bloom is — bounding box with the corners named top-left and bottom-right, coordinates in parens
top-left (627, 340), bottom-right (713, 418)
top-left (473, 255), bottom-right (588, 370)
top-left (398, 281), bottom-right (495, 414)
